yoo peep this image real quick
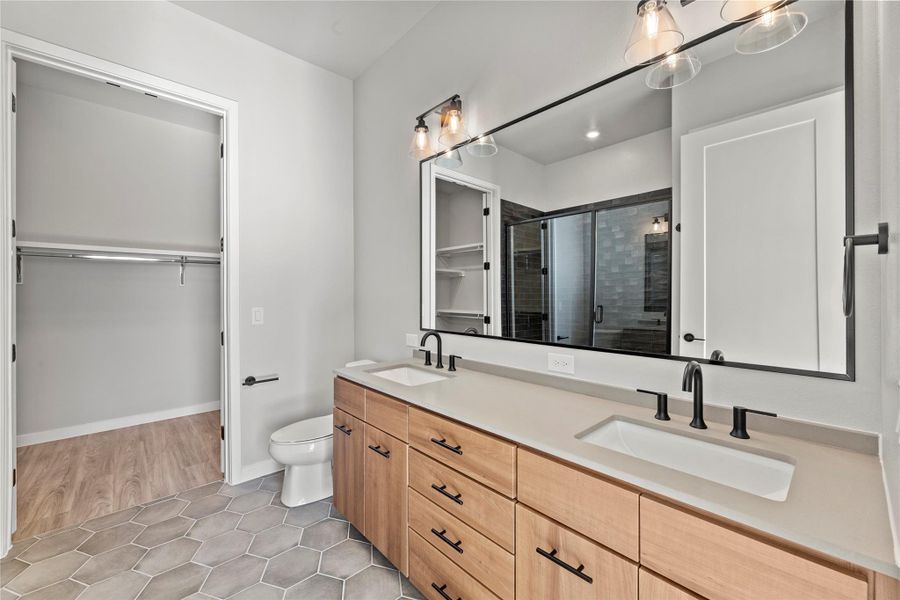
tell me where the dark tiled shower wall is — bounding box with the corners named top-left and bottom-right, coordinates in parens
top-left (501, 199), bottom-right (544, 339)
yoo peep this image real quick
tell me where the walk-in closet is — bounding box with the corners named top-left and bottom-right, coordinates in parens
top-left (11, 59), bottom-right (223, 540)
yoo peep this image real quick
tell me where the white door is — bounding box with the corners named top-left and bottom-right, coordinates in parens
top-left (8, 58), bottom-right (17, 536)
top-left (679, 91), bottom-right (845, 371)
top-left (218, 118), bottom-right (225, 475)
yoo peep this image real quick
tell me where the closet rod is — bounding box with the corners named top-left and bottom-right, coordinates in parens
top-left (16, 249), bottom-right (220, 265)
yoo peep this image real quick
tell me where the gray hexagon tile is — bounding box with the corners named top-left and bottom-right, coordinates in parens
top-left (285, 501), bottom-right (330, 527)
top-left (181, 494), bottom-right (231, 519)
top-left (247, 524), bottom-right (301, 559)
top-left (227, 491), bottom-right (274, 514)
top-left (72, 544), bottom-right (145, 585)
top-left (17, 579), bottom-right (84, 600)
top-left (345, 566), bottom-right (401, 600)
top-left (218, 478), bottom-right (262, 497)
top-left (5, 551), bottom-right (88, 595)
top-left (194, 530), bottom-right (252, 566)
top-left (134, 499), bottom-right (188, 525)
top-left (320, 539), bottom-right (372, 579)
top-left (285, 574), bottom-right (344, 599)
top-left (301, 518), bottom-right (349, 550)
top-left (232, 583), bottom-right (284, 600)
top-left (78, 522), bottom-right (144, 555)
top-left (78, 570), bottom-right (149, 600)
top-left (18, 529), bottom-right (91, 563)
top-left (137, 562), bottom-right (209, 600)
top-left (237, 506), bottom-right (286, 534)
top-left (188, 511), bottom-right (241, 541)
top-left (259, 473), bottom-right (283, 492)
top-left (81, 506), bottom-right (141, 532)
top-left (177, 481), bottom-right (222, 502)
top-left (135, 537), bottom-right (200, 575)
top-left (200, 554), bottom-right (266, 598)
top-left (133, 517), bottom-right (192, 548)
top-left (262, 546), bottom-right (320, 588)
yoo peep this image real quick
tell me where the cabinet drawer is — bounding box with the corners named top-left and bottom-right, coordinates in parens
top-left (409, 408), bottom-right (516, 498)
top-left (366, 390), bottom-right (408, 442)
top-left (334, 377), bottom-right (365, 420)
top-left (640, 497), bottom-right (868, 600)
top-left (516, 504), bottom-right (637, 600)
top-left (409, 449), bottom-right (515, 553)
top-left (409, 529), bottom-right (502, 600)
top-left (517, 448), bottom-right (639, 561)
top-left (639, 569), bottom-right (703, 600)
top-left (408, 489), bottom-right (514, 600)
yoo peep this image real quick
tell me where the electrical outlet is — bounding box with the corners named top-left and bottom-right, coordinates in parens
top-left (548, 352), bottom-right (575, 374)
top-left (406, 333), bottom-right (420, 347)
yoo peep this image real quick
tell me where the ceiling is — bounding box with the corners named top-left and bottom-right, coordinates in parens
top-left (174, 1), bottom-right (438, 79)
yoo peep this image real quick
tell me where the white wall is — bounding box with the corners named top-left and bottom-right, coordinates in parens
top-left (2, 0), bottom-right (355, 475)
top-left (14, 66), bottom-right (221, 442)
top-left (354, 1), bottom-right (885, 436)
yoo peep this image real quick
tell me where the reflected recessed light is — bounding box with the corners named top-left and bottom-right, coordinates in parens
top-left (585, 130), bottom-right (601, 140)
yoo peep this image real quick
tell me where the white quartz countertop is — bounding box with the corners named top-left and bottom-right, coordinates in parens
top-left (334, 359), bottom-right (899, 578)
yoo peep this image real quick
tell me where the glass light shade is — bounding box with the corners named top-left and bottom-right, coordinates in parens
top-left (720, 0), bottom-right (788, 23)
top-left (624, 0), bottom-right (685, 65)
top-left (435, 149), bottom-right (463, 169)
top-left (408, 121), bottom-right (434, 160)
top-left (467, 135), bottom-right (498, 157)
top-left (645, 50), bottom-right (701, 89)
top-left (734, 6), bottom-right (807, 54)
top-left (439, 99), bottom-right (468, 146)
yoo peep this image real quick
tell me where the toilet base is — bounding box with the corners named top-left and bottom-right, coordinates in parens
top-left (280, 461), bottom-right (333, 508)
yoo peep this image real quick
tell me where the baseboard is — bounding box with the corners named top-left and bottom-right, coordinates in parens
top-left (239, 458), bottom-right (283, 484)
top-left (17, 401), bottom-right (221, 447)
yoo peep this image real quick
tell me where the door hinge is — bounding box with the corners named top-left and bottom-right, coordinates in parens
top-left (483, 315), bottom-right (491, 325)
top-left (11, 93), bottom-right (15, 113)
top-left (12, 468), bottom-right (15, 487)
top-left (220, 331), bottom-right (224, 346)
top-left (220, 143), bottom-right (224, 158)
top-left (220, 425), bottom-right (225, 440)
top-left (11, 219), bottom-right (16, 238)
top-left (541, 267), bottom-right (548, 275)
top-left (220, 237), bottom-right (224, 252)
top-left (11, 343), bottom-right (15, 363)
top-left (483, 207), bottom-right (490, 217)
top-left (541, 222), bottom-right (548, 230)
top-left (483, 262), bottom-right (490, 270)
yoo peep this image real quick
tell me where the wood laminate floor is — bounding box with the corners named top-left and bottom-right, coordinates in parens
top-left (14, 411), bottom-right (221, 541)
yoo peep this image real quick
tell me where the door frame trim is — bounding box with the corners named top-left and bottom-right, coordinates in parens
top-left (0, 29), bottom-right (242, 557)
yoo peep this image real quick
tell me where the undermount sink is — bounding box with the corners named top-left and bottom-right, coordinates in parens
top-left (371, 366), bottom-right (448, 387)
top-left (577, 417), bottom-right (795, 501)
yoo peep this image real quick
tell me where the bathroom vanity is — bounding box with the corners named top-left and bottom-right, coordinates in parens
top-left (332, 361), bottom-right (900, 600)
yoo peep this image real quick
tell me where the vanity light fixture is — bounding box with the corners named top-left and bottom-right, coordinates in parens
top-left (625, 0), bottom-right (685, 65)
top-left (439, 96), bottom-right (468, 146)
top-left (467, 134), bottom-right (498, 157)
top-left (435, 149), bottom-right (463, 169)
top-left (720, 0), bottom-right (807, 54)
top-left (645, 49), bottom-right (701, 89)
top-left (409, 117), bottom-right (434, 160)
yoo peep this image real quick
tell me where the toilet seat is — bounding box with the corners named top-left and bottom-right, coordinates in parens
top-left (270, 414), bottom-right (333, 445)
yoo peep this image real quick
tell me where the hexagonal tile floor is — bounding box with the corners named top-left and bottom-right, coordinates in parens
top-left (0, 474), bottom-right (425, 600)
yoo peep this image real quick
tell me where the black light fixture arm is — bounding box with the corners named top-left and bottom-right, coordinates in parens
top-left (416, 94), bottom-right (461, 121)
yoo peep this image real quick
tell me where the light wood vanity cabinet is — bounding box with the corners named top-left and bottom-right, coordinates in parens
top-left (332, 408), bottom-right (364, 527)
top-left (333, 377), bottom-right (898, 600)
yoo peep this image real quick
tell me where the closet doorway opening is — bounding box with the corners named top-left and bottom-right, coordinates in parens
top-left (1, 32), bottom-right (241, 553)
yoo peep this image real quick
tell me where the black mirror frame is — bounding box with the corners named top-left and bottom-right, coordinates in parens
top-left (419, 0), bottom-right (855, 382)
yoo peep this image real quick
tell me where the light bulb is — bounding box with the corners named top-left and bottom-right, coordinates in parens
top-left (439, 98), bottom-right (468, 146)
top-left (408, 118), bottom-right (433, 160)
top-left (645, 8), bottom-right (659, 39)
top-left (652, 217), bottom-right (661, 232)
top-left (760, 8), bottom-right (775, 27)
top-left (624, 0), bottom-right (684, 65)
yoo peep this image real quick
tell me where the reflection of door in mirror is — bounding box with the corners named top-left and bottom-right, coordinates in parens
top-left (433, 177), bottom-right (489, 333)
top-left (679, 90), bottom-right (845, 372)
top-left (507, 219), bottom-right (546, 342)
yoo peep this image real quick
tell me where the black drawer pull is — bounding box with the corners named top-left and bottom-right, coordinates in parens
top-left (431, 583), bottom-right (461, 600)
top-left (431, 483), bottom-right (463, 505)
top-left (536, 547), bottom-right (593, 584)
top-left (367, 444), bottom-right (390, 459)
top-left (431, 528), bottom-right (463, 554)
top-left (335, 424), bottom-right (352, 436)
top-left (431, 437), bottom-right (463, 455)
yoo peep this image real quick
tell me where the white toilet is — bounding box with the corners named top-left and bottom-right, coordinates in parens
top-left (269, 414), bottom-right (334, 507)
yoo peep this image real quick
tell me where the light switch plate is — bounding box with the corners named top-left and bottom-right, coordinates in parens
top-left (251, 307), bottom-right (264, 325)
top-left (548, 352), bottom-right (575, 374)
top-left (406, 333), bottom-right (420, 347)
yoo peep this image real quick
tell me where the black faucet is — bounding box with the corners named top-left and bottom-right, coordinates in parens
top-left (681, 361), bottom-right (707, 429)
top-left (420, 331), bottom-right (444, 369)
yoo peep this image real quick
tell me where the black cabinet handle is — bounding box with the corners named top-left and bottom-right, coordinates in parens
top-left (367, 444), bottom-right (390, 459)
top-left (682, 333), bottom-right (705, 342)
top-left (431, 437), bottom-right (463, 455)
top-left (536, 547), bottom-right (593, 584)
top-left (431, 583), bottom-right (460, 600)
top-left (431, 528), bottom-right (463, 554)
top-left (243, 375), bottom-right (279, 387)
top-left (335, 424), bottom-right (352, 436)
top-left (431, 483), bottom-right (463, 505)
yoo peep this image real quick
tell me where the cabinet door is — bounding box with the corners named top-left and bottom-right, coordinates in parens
top-left (333, 408), bottom-right (364, 529)
top-left (365, 425), bottom-right (408, 572)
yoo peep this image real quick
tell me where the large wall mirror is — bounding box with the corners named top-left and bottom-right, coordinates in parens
top-left (420, 0), bottom-right (853, 379)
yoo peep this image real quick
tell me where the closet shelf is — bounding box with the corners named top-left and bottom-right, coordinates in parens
top-left (436, 242), bottom-right (484, 256)
top-left (16, 240), bottom-right (220, 260)
top-left (436, 268), bottom-right (465, 278)
top-left (436, 308), bottom-right (485, 319)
